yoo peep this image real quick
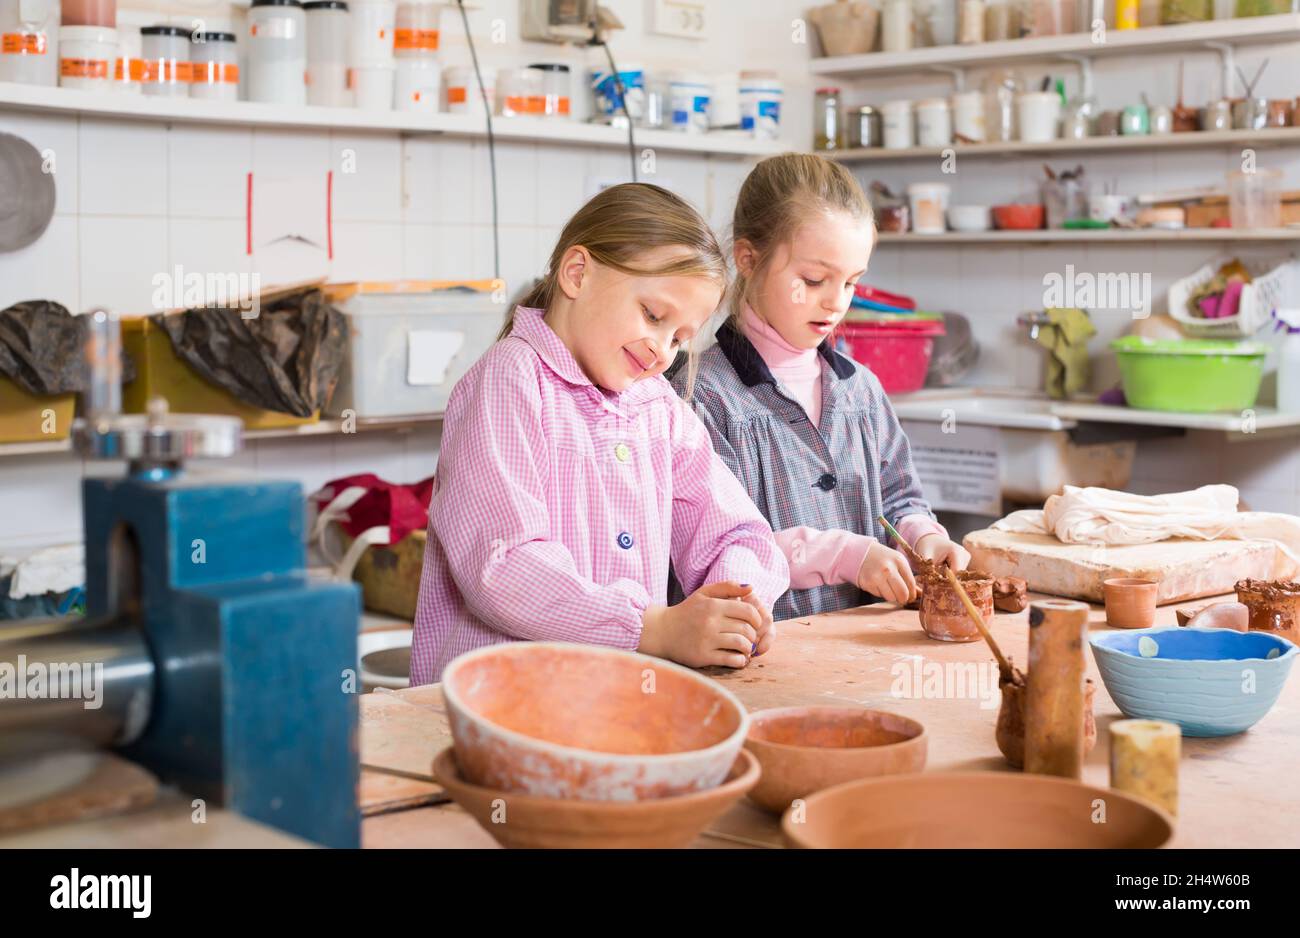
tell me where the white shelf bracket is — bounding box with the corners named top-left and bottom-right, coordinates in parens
top-left (1204, 40), bottom-right (1235, 99)
top-left (929, 65), bottom-right (967, 93)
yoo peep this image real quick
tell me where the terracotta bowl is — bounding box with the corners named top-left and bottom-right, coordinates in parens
top-left (782, 771), bottom-right (1174, 848)
top-left (441, 642), bottom-right (749, 801)
top-left (743, 707), bottom-right (927, 814)
top-left (432, 746), bottom-right (760, 848)
top-left (992, 203), bottom-right (1045, 230)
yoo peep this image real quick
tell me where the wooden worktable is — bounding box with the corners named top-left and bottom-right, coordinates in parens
top-left (361, 594), bottom-right (1300, 849)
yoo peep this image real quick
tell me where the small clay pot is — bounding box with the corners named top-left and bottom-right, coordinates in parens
top-left (918, 570), bottom-right (994, 643)
top-left (993, 576), bottom-right (1028, 613)
top-left (743, 707), bottom-right (927, 815)
top-left (996, 675), bottom-right (1097, 769)
top-left (1235, 579), bottom-right (1300, 645)
top-left (1103, 577), bottom-right (1159, 630)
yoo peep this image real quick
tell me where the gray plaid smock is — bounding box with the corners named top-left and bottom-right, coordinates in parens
top-left (670, 319), bottom-right (938, 620)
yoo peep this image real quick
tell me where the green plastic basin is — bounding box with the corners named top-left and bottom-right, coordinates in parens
top-left (1111, 336), bottom-right (1266, 413)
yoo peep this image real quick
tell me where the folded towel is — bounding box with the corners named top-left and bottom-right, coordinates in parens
top-left (993, 484), bottom-right (1300, 580)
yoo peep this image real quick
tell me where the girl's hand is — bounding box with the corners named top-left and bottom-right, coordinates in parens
top-left (638, 581), bottom-right (762, 669)
top-left (736, 584), bottom-right (776, 656)
top-left (857, 542), bottom-right (919, 605)
top-left (913, 534), bottom-right (971, 571)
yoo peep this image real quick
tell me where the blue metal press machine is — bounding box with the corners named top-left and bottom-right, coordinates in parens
top-left (0, 311), bottom-right (361, 847)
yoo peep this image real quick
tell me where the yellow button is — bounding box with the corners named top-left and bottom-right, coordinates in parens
top-left (614, 443), bottom-right (631, 463)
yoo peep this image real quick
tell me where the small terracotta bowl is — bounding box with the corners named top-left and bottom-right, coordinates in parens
top-left (782, 771), bottom-right (1174, 848)
top-left (432, 746), bottom-right (760, 849)
top-left (1104, 577), bottom-right (1159, 629)
top-left (441, 642), bottom-right (749, 801)
top-left (743, 707), bottom-right (927, 815)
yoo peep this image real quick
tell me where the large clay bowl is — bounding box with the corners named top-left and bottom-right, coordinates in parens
top-left (782, 772), bottom-right (1173, 848)
top-left (1090, 626), bottom-right (1297, 737)
top-left (432, 746), bottom-right (760, 848)
top-left (441, 642), bottom-right (749, 801)
top-left (743, 707), bottom-right (927, 814)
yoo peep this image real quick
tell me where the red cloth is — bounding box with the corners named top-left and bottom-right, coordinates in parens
top-left (313, 474), bottom-right (435, 545)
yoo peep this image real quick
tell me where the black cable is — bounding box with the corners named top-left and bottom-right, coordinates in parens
top-left (596, 39), bottom-right (637, 183)
top-left (456, 0), bottom-right (499, 282)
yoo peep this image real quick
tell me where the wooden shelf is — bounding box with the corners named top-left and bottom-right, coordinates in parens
top-left (876, 228), bottom-right (1300, 244)
top-left (0, 412), bottom-right (444, 459)
top-left (810, 13), bottom-right (1300, 78)
top-left (0, 81), bottom-right (781, 157)
top-left (829, 126), bottom-right (1300, 163)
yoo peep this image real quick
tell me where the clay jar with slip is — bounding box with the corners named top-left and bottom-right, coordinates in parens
top-left (1235, 579), bottom-right (1300, 644)
top-left (996, 677), bottom-right (1098, 769)
top-left (1103, 577), bottom-right (1159, 629)
top-left (918, 567), bottom-right (993, 642)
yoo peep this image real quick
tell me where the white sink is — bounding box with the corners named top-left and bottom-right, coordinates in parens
top-left (889, 389), bottom-right (1075, 431)
top-left (891, 389), bottom-right (1135, 505)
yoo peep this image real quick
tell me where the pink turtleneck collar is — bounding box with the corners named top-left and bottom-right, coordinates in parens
top-left (739, 304), bottom-right (824, 427)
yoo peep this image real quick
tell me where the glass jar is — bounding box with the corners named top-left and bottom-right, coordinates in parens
top-left (983, 69), bottom-right (1021, 142)
top-left (1161, 0), bottom-right (1212, 20)
top-left (814, 86), bottom-right (841, 150)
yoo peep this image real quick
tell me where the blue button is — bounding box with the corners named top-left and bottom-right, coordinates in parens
top-left (617, 531), bottom-right (634, 550)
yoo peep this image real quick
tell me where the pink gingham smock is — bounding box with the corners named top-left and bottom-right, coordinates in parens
top-left (409, 305), bottom-right (791, 685)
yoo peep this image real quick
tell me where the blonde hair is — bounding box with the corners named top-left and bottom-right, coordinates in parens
top-left (728, 152), bottom-right (875, 321)
top-left (502, 182), bottom-right (727, 342)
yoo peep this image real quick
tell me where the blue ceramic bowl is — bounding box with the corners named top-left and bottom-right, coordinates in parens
top-left (1090, 627), bottom-right (1297, 737)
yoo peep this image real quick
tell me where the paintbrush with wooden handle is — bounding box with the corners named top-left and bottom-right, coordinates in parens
top-left (943, 565), bottom-right (1016, 684)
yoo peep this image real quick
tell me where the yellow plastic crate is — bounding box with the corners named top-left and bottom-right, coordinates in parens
top-left (0, 377), bottom-right (76, 444)
top-left (121, 317), bottom-right (318, 430)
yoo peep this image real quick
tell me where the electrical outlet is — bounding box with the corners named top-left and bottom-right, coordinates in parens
top-left (650, 0), bottom-right (706, 40)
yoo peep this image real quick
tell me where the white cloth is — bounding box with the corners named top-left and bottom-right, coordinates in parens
top-left (2, 544), bottom-right (85, 599)
top-left (993, 484), bottom-right (1300, 580)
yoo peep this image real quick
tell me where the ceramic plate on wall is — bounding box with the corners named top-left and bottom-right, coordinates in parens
top-left (0, 133), bottom-right (56, 253)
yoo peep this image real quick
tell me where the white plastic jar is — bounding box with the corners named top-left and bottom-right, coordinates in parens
top-left (140, 25), bottom-right (189, 97)
top-left (59, 24), bottom-right (116, 90)
top-left (247, 0), bottom-right (306, 106)
top-left (528, 62), bottom-right (569, 118)
top-left (112, 25), bottom-right (143, 93)
top-left (305, 0), bottom-right (349, 106)
top-left (0, 0), bottom-right (60, 86)
top-left (394, 57), bottom-right (438, 110)
top-left (350, 0), bottom-right (394, 66)
top-left (189, 31), bottom-right (238, 101)
top-left (739, 70), bottom-right (782, 139)
top-left (951, 89), bottom-right (985, 141)
top-left (881, 98), bottom-right (914, 149)
top-left (881, 0), bottom-right (913, 51)
top-left (496, 66), bottom-right (541, 116)
top-left (393, 0), bottom-right (437, 59)
top-left (444, 64), bottom-right (491, 114)
top-left (915, 97), bottom-right (952, 147)
top-left (907, 182), bottom-right (951, 233)
top-left (351, 63), bottom-right (393, 109)
top-left (669, 72), bottom-right (710, 134)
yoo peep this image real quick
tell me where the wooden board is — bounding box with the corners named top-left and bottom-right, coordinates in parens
top-left (0, 751), bottom-right (159, 835)
top-left (363, 592), bottom-right (1300, 850)
top-left (963, 529), bottom-right (1276, 604)
top-left (359, 769), bottom-right (448, 817)
top-left (359, 685), bottom-right (453, 784)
